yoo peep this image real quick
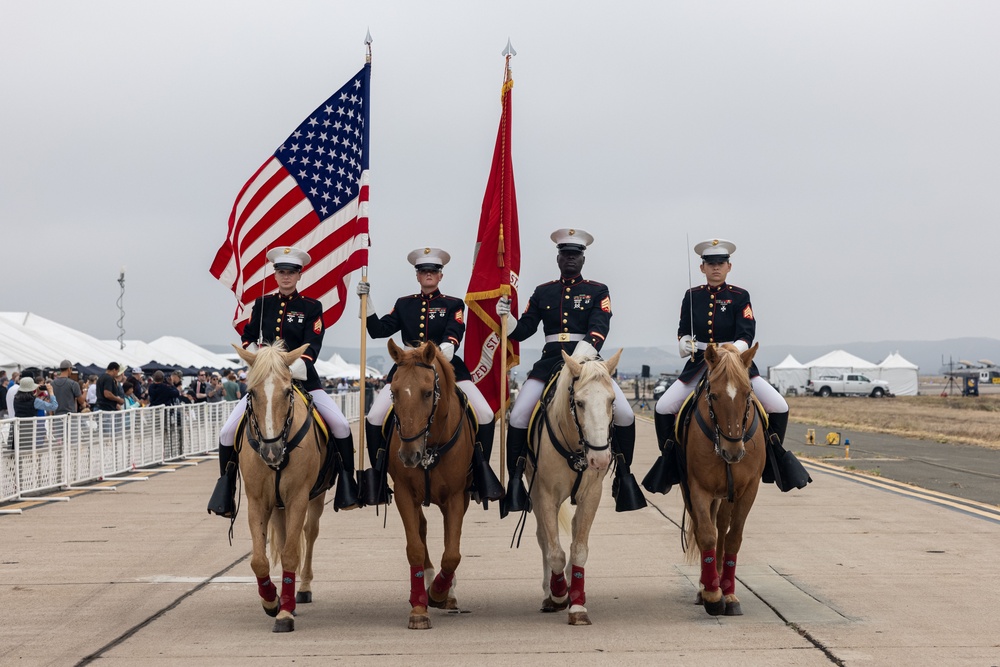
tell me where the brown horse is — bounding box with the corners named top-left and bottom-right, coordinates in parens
top-left (681, 342), bottom-right (766, 617)
top-left (386, 340), bottom-right (477, 630)
top-left (233, 341), bottom-right (329, 632)
top-left (527, 346), bottom-right (623, 626)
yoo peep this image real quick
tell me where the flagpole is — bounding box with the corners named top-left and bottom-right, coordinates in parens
top-left (358, 31), bottom-right (373, 473)
top-left (498, 41), bottom-right (515, 486)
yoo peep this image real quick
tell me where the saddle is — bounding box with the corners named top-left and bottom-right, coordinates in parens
top-left (236, 383), bottom-right (335, 507)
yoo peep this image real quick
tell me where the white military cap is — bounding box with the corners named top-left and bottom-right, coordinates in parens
top-left (407, 247), bottom-right (451, 270)
top-left (694, 238), bottom-right (736, 263)
top-left (266, 246), bottom-right (312, 271)
top-left (550, 228), bottom-right (594, 252)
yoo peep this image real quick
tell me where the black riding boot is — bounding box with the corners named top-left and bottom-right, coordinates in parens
top-left (500, 426), bottom-right (530, 519)
top-left (360, 420), bottom-right (392, 506)
top-left (642, 412), bottom-right (681, 494)
top-left (332, 434), bottom-right (361, 511)
top-left (763, 411), bottom-right (812, 492)
top-left (207, 445), bottom-right (238, 517)
top-left (470, 419), bottom-right (504, 506)
top-left (611, 422), bottom-right (647, 512)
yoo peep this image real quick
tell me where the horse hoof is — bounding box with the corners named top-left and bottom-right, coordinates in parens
top-left (262, 600), bottom-right (279, 617)
top-left (272, 615), bottom-right (295, 633)
top-left (295, 591), bottom-right (312, 604)
top-left (427, 595), bottom-right (458, 610)
top-left (540, 596), bottom-right (569, 613)
top-left (568, 610), bottom-right (592, 626)
top-left (408, 613), bottom-right (432, 630)
top-left (724, 600), bottom-right (743, 616)
top-left (703, 597), bottom-right (726, 616)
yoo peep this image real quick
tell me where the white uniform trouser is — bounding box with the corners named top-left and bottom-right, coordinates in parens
top-left (219, 388), bottom-right (352, 448)
top-left (508, 377), bottom-right (635, 429)
top-left (655, 375), bottom-right (788, 416)
top-left (366, 380), bottom-right (494, 427)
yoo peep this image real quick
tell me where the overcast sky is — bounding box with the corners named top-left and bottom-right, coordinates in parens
top-left (3, 1), bottom-right (999, 358)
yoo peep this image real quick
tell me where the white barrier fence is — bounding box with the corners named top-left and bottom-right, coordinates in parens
top-left (1, 391), bottom-right (361, 507)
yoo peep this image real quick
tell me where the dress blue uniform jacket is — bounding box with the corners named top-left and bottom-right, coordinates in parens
top-left (677, 282), bottom-right (760, 382)
top-left (366, 289), bottom-right (472, 382)
top-left (242, 291), bottom-right (325, 392)
top-left (509, 275), bottom-right (612, 381)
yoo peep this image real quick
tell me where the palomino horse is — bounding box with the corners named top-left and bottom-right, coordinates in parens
top-left (233, 342), bottom-right (331, 632)
top-left (681, 342), bottom-right (766, 616)
top-left (386, 340), bottom-right (477, 630)
top-left (527, 346), bottom-right (622, 626)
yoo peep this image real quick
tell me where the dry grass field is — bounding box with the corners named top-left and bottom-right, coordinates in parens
top-left (787, 394), bottom-right (1000, 450)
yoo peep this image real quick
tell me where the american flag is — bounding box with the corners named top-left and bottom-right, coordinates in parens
top-left (210, 63), bottom-right (371, 333)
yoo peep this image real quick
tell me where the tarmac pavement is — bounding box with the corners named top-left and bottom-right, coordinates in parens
top-left (2, 418), bottom-right (999, 666)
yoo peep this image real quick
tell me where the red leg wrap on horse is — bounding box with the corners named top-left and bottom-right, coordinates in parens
top-left (280, 570), bottom-right (296, 613)
top-left (569, 565), bottom-right (586, 607)
top-left (700, 549), bottom-right (720, 591)
top-left (256, 576), bottom-right (277, 602)
top-left (550, 572), bottom-right (568, 598)
top-left (431, 569), bottom-right (455, 596)
top-left (409, 566), bottom-right (428, 608)
top-left (721, 553), bottom-right (738, 596)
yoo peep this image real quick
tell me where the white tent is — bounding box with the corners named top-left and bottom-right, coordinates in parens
top-left (0, 317), bottom-right (66, 371)
top-left (768, 354), bottom-right (810, 396)
top-left (0, 312), bottom-right (145, 369)
top-left (877, 351), bottom-right (919, 396)
top-left (321, 352), bottom-right (382, 380)
top-left (803, 350), bottom-right (879, 380)
top-left (146, 336), bottom-right (240, 370)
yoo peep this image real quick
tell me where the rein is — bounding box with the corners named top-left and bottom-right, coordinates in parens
top-left (392, 359), bottom-right (470, 507)
top-left (540, 360), bottom-right (613, 505)
top-left (691, 374), bottom-right (760, 502)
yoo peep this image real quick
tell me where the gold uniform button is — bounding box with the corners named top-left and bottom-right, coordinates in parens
top-left (276, 318), bottom-right (281, 323)
top-left (421, 307), bottom-right (426, 312)
top-left (563, 327), bottom-right (569, 332)
top-left (562, 319), bottom-right (568, 324)
top-left (708, 320), bottom-right (713, 325)
top-left (419, 324), bottom-right (424, 329)
top-left (420, 316), bottom-right (425, 321)
top-left (708, 329), bottom-right (713, 335)
top-left (565, 295), bottom-right (570, 299)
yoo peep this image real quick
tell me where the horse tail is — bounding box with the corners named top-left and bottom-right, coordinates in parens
top-left (683, 510), bottom-right (700, 564)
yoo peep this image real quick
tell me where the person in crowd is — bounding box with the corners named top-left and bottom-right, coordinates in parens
top-left (128, 368), bottom-right (148, 404)
top-left (206, 373), bottom-right (224, 403)
top-left (95, 362), bottom-right (125, 411)
top-left (52, 360), bottom-right (85, 416)
top-left (646, 238), bottom-right (811, 494)
top-left (222, 371), bottom-right (241, 401)
top-left (122, 381), bottom-right (141, 410)
top-left (336, 377), bottom-right (350, 394)
top-left (85, 374), bottom-right (99, 411)
top-left (237, 371), bottom-right (247, 398)
top-left (147, 370), bottom-right (181, 407)
top-left (187, 371), bottom-right (211, 403)
top-left (213, 246), bottom-right (359, 516)
top-left (2, 372), bottom-right (18, 418)
top-left (11, 377), bottom-right (58, 447)
top-left (356, 246), bottom-right (500, 507)
top-left (496, 228), bottom-right (644, 515)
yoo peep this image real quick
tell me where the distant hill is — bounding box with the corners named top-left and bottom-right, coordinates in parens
top-left (203, 337), bottom-right (1000, 378)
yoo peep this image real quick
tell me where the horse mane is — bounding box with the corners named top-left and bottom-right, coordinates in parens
top-left (549, 353), bottom-right (611, 425)
top-left (397, 344), bottom-right (457, 393)
top-left (246, 341), bottom-right (292, 390)
top-left (709, 345), bottom-right (752, 393)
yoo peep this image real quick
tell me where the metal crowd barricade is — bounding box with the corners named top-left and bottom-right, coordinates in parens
top-left (1, 393), bottom-right (362, 507)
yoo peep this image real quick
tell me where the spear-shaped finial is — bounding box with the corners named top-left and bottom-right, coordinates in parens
top-left (365, 28), bottom-right (373, 63)
top-left (502, 38), bottom-right (517, 57)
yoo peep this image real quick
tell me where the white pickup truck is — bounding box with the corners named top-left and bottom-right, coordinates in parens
top-left (807, 373), bottom-right (891, 398)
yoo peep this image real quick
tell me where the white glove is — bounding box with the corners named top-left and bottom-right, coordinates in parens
top-left (572, 340), bottom-right (599, 360)
top-left (289, 358), bottom-right (308, 381)
top-left (678, 335), bottom-right (696, 358)
top-left (356, 281), bottom-right (370, 296)
top-left (496, 296), bottom-right (511, 316)
top-left (732, 340), bottom-right (749, 353)
top-left (439, 342), bottom-right (455, 362)
top-left (245, 342), bottom-right (259, 353)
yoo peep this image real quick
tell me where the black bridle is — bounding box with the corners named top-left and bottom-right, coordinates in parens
top-left (538, 361), bottom-right (613, 503)
top-left (690, 375), bottom-right (760, 503)
top-left (392, 360), bottom-right (469, 506)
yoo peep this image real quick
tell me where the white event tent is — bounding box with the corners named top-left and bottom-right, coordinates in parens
top-left (0, 312), bottom-right (145, 370)
top-left (320, 352), bottom-right (382, 380)
top-left (803, 350), bottom-right (879, 380)
top-left (876, 352), bottom-right (919, 396)
top-left (768, 354), bottom-right (810, 396)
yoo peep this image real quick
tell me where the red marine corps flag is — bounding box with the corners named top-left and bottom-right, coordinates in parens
top-left (210, 60), bottom-right (372, 334)
top-left (464, 45), bottom-right (520, 417)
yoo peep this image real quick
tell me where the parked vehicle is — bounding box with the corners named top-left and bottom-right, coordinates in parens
top-left (807, 373), bottom-right (891, 398)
